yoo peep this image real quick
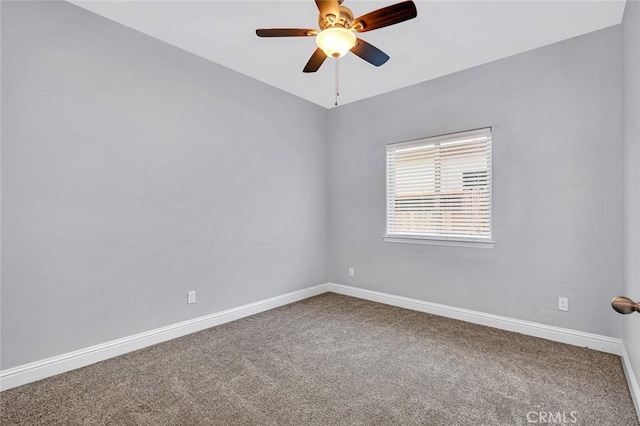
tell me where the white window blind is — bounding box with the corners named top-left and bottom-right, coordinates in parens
top-left (386, 128), bottom-right (492, 243)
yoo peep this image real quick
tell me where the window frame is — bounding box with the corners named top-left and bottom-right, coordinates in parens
top-left (383, 128), bottom-right (495, 249)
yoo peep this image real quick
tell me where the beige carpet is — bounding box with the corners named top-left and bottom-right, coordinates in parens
top-left (1, 293), bottom-right (637, 425)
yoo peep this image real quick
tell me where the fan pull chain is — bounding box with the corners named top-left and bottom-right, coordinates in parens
top-left (334, 58), bottom-right (340, 106)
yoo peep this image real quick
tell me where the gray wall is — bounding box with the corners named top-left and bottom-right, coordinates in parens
top-left (0, 1), bottom-right (328, 369)
top-left (0, 0), bottom-right (630, 371)
top-left (623, 0), bottom-right (640, 377)
top-left (328, 26), bottom-right (623, 338)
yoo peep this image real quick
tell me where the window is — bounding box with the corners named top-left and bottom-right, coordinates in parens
top-left (385, 128), bottom-right (493, 248)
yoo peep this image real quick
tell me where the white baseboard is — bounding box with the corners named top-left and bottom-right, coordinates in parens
top-left (622, 345), bottom-right (640, 421)
top-left (327, 283), bottom-right (622, 355)
top-left (1, 281), bottom-right (627, 397)
top-left (0, 283), bottom-right (328, 392)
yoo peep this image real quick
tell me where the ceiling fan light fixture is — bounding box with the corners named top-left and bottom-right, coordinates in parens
top-left (316, 27), bottom-right (356, 58)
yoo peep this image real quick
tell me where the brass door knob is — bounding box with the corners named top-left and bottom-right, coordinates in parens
top-left (611, 296), bottom-right (640, 314)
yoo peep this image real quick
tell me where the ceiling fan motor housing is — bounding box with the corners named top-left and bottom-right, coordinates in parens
top-left (319, 5), bottom-right (354, 30)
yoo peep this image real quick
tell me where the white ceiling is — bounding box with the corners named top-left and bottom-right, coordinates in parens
top-left (69, 1), bottom-right (626, 108)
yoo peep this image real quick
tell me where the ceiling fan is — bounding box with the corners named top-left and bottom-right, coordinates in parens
top-left (255, 0), bottom-right (417, 73)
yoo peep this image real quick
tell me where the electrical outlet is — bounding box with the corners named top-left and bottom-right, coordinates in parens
top-left (348, 267), bottom-right (354, 277)
top-left (558, 297), bottom-right (568, 312)
top-left (187, 290), bottom-right (196, 304)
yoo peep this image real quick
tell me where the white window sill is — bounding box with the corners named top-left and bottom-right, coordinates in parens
top-left (382, 235), bottom-right (496, 249)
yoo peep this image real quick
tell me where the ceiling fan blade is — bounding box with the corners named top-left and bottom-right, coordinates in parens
top-left (351, 1), bottom-right (417, 33)
top-left (315, 0), bottom-right (340, 19)
top-left (256, 28), bottom-right (318, 37)
top-left (350, 39), bottom-right (390, 66)
top-left (303, 48), bottom-right (328, 73)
